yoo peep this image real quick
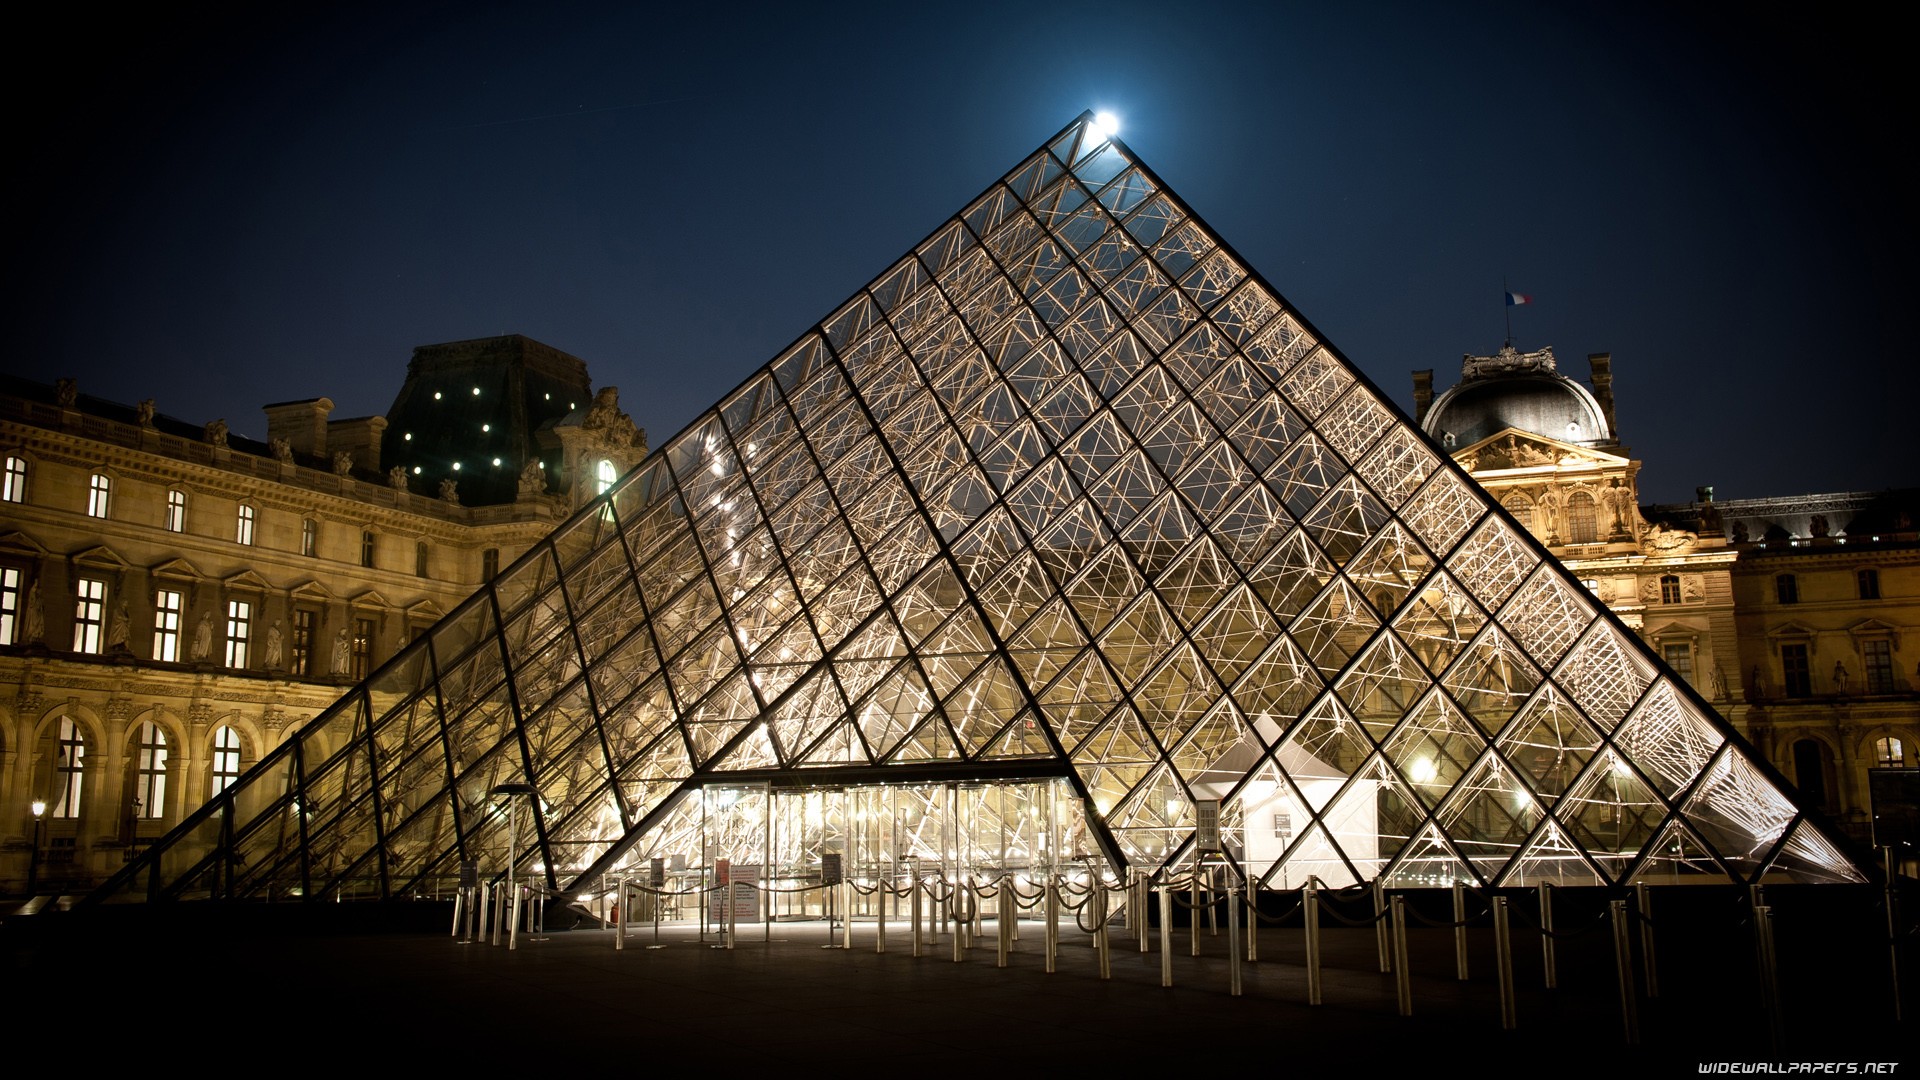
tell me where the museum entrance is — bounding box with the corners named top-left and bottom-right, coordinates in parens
top-left (667, 776), bottom-right (1094, 924)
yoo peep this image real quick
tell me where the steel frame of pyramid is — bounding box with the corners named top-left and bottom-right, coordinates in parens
top-left (94, 114), bottom-right (1862, 905)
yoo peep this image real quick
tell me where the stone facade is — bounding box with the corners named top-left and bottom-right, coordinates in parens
top-left (1419, 347), bottom-right (1918, 853)
top-left (0, 337), bottom-right (645, 893)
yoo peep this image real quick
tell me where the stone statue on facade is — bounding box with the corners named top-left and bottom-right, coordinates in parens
top-left (1709, 662), bottom-right (1726, 701)
top-left (1730, 520), bottom-right (1749, 544)
top-left (265, 621), bottom-right (284, 669)
top-left (203, 419), bottom-right (229, 447)
top-left (438, 477), bottom-right (460, 504)
top-left (56, 378), bottom-right (77, 407)
top-left (1810, 514), bottom-right (1830, 538)
top-left (388, 465), bottom-right (409, 490)
top-left (331, 628), bottom-right (351, 675)
top-left (1833, 661), bottom-right (1849, 694)
top-left (107, 601), bottom-right (131, 653)
top-left (332, 450), bottom-right (354, 476)
top-left (23, 578), bottom-right (45, 643)
top-left (191, 612), bottom-right (214, 661)
top-left (518, 458), bottom-right (546, 497)
top-left (137, 399), bottom-right (156, 428)
top-left (271, 437), bottom-right (294, 463)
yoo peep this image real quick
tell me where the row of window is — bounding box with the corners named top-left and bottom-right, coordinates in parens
top-left (0, 569), bottom-right (380, 677)
top-left (1776, 570), bottom-right (1882, 604)
top-left (1777, 640), bottom-right (1899, 696)
top-left (43, 716), bottom-right (246, 820)
top-left (1503, 490), bottom-right (1603, 545)
top-left (7, 455), bottom-right (461, 576)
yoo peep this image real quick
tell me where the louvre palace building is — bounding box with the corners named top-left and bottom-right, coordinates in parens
top-left (3, 114), bottom-right (1911, 904)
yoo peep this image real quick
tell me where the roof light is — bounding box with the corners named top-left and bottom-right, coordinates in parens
top-left (403, 432), bottom-right (412, 441)
top-left (1091, 111), bottom-right (1120, 140)
top-left (452, 462), bottom-right (461, 471)
top-left (472, 387), bottom-right (481, 396)
top-left (433, 391), bottom-right (442, 400)
top-left (492, 458), bottom-right (502, 466)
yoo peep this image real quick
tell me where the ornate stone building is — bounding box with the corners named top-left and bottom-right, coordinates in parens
top-left (1418, 346), bottom-right (1917, 850)
top-left (1, 335), bottom-right (647, 893)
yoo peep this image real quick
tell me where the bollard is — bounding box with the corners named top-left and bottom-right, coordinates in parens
top-left (1305, 882), bottom-right (1323, 1006)
top-left (1192, 873), bottom-right (1203, 957)
top-left (1886, 846), bottom-right (1905, 1023)
top-left (1538, 882), bottom-right (1557, 989)
top-left (1391, 894), bottom-right (1412, 1016)
top-left (1754, 902), bottom-right (1782, 1055)
top-left (1138, 871), bottom-right (1151, 953)
top-left (1159, 886), bottom-right (1174, 988)
top-left (1044, 877), bottom-right (1058, 973)
top-left (1495, 895), bottom-right (1516, 1030)
top-left (876, 879), bottom-right (888, 955)
top-left (727, 882), bottom-right (738, 951)
top-left (451, 886), bottom-right (464, 938)
top-left (912, 876), bottom-right (924, 957)
top-left (509, 881), bottom-right (524, 951)
top-left (952, 882), bottom-right (965, 964)
top-left (1095, 883), bottom-right (1111, 981)
top-left (1228, 884), bottom-right (1242, 997)
top-left (1453, 880), bottom-right (1469, 981)
top-left (1374, 880), bottom-right (1391, 973)
top-left (1246, 877), bottom-right (1258, 962)
top-left (1610, 898), bottom-right (1639, 1045)
top-left (1635, 881), bottom-right (1659, 999)
top-left (615, 880), bottom-right (626, 951)
top-left (842, 881), bottom-right (854, 950)
top-left (997, 882), bottom-right (1011, 968)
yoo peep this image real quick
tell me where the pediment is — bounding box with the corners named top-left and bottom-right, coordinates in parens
top-left (0, 530), bottom-right (49, 558)
top-left (1454, 428), bottom-right (1628, 472)
top-left (1766, 620), bottom-right (1818, 640)
top-left (150, 556), bottom-right (204, 580)
top-left (223, 569), bottom-right (275, 592)
top-left (349, 589), bottom-right (395, 610)
top-left (288, 579), bottom-right (336, 602)
top-left (405, 599), bottom-right (446, 620)
top-left (70, 544), bottom-right (132, 571)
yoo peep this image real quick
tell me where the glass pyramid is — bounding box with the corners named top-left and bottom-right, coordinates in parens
top-left (95, 114), bottom-right (1861, 904)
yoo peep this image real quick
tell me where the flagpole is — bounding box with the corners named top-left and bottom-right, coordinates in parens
top-left (1502, 279), bottom-right (1511, 348)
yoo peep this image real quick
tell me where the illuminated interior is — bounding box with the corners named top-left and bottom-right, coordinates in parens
top-left (93, 114), bottom-right (1861, 907)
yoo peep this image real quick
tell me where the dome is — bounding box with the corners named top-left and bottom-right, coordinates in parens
top-left (1420, 346), bottom-right (1612, 450)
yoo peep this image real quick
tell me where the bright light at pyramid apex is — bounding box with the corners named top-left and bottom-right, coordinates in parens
top-left (1091, 111), bottom-right (1120, 140)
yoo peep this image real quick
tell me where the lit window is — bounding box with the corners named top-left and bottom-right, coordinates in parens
top-left (133, 720), bottom-right (168, 819)
top-left (153, 589), bottom-right (183, 662)
top-left (87, 472), bottom-right (111, 518)
top-left (1876, 736), bottom-right (1908, 768)
top-left (1659, 575), bottom-right (1681, 604)
top-left (1858, 569), bottom-right (1880, 600)
top-left (1501, 494), bottom-right (1533, 531)
top-left (2, 454), bottom-right (26, 502)
top-left (291, 610), bottom-right (315, 676)
top-left (0, 566), bottom-right (19, 646)
top-left (361, 530), bottom-right (376, 569)
top-left (165, 489), bottom-right (187, 532)
top-left (352, 617), bottom-right (374, 680)
top-left (1776, 574), bottom-right (1798, 604)
top-left (225, 599), bottom-right (252, 668)
top-left (72, 577), bottom-right (106, 653)
top-left (1565, 492), bottom-right (1597, 544)
top-left (1864, 639), bottom-right (1895, 695)
top-left (596, 458), bottom-right (616, 496)
top-left (236, 504), bottom-right (256, 546)
top-left (1781, 643), bottom-right (1811, 697)
top-left (482, 548), bottom-right (500, 579)
top-left (302, 517), bottom-right (317, 558)
top-left (211, 726), bottom-right (243, 795)
top-left (52, 716), bottom-right (85, 818)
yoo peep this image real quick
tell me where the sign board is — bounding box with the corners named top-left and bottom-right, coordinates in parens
top-left (706, 863), bottom-right (762, 922)
top-left (649, 857), bottom-right (665, 887)
top-left (458, 861), bottom-right (478, 889)
top-left (1195, 799), bottom-right (1221, 852)
top-left (821, 852), bottom-right (843, 885)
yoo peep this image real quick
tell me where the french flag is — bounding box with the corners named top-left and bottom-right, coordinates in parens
top-left (1505, 291), bottom-right (1533, 307)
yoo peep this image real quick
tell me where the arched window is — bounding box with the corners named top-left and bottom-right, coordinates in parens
top-left (1565, 491), bottom-right (1597, 543)
top-left (415, 540), bottom-right (429, 577)
top-left (596, 458), bottom-right (616, 497)
top-left (1874, 736), bottom-right (1906, 768)
top-left (1792, 739), bottom-right (1832, 813)
top-left (1659, 575), bottom-right (1681, 604)
top-left (361, 530), bottom-right (376, 569)
top-left (165, 489), bottom-right (187, 532)
top-left (1776, 574), bottom-right (1798, 604)
top-left (235, 504), bottom-right (256, 546)
top-left (1502, 494), bottom-right (1534, 531)
top-left (133, 720), bottom-right (168, 819)
top-left (2, 454), bottom-right (26, 502)
top-left (301, 517), bottom-right (318, 557)
top-left (51, 716), bottom-right (85, 819)
top-left (211, 725), bottom-right (243, 795)
top-left (1858, 569), bottom-right (1880, 600)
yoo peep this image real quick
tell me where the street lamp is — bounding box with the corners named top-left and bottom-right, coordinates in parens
top-left (27, 799), bottom-right (47, 896)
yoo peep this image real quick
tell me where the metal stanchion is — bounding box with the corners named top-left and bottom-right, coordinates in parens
top-left (1228, 883), bottom-right (1243, 997)
top-left (1192, 873), bottom-right (1203, 957)
top-left (1754, 899), bottom-right (1782, 1054)
top-left (996, 881), bottom-right (1011, 968)
top-left (1538, 882), bottom-right (1557, 989)
top-left (1246, 877), bottom-right (1258, 962)
top-left (876, 879), bottom-right (888, 955)
top-left (615, 879), bottom-right (627, 951)
top-left (1137, 871), bottom-right (1151, 953)
top-left (1495, 895), bottom-right (1516, 1030)
top-left (1305, 882), bottom-right (1323, 1006)
top-left (1886, 846), bottom-right (1905, 1023)
top-left (1159, 886), bottom-right (1174, 988)
top-left (1453, 880), bottom-right (1469, 981)
top-left (726, 882), bottom-right (737, 951)
top-left (1044, 876), bottom-right (1058, 973)
top-left (508, 881), bottom-right (524, 951)
top-left (952, 881), bottom-right (965, 963)
top-left (1374, 880), bottom-right (1391, 973)
top-left (1610, 898), bottom-right (1640, 1045)
top-left (842, 881), bottom-right (854, 950)
top-left (1095, 883), bottom-right (1111, 980)
top-left (1391, 894), bottom-right (1412, 1016)
top-left (451, 887), bottom-right (465, 938)
top-left (912, 876), bottom-right (923, 957)
top-left (1635, 881), bottom-right (1659, 999)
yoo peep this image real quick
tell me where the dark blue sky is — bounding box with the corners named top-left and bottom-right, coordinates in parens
top-left (8, 2), bottom-right (1910, 504)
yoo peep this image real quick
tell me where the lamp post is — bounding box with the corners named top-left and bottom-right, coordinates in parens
top-left (27, 799), bottom-right (47, 896)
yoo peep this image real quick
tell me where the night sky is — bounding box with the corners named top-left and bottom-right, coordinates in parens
top-left (8, 2), bottom-right (1911, 505)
